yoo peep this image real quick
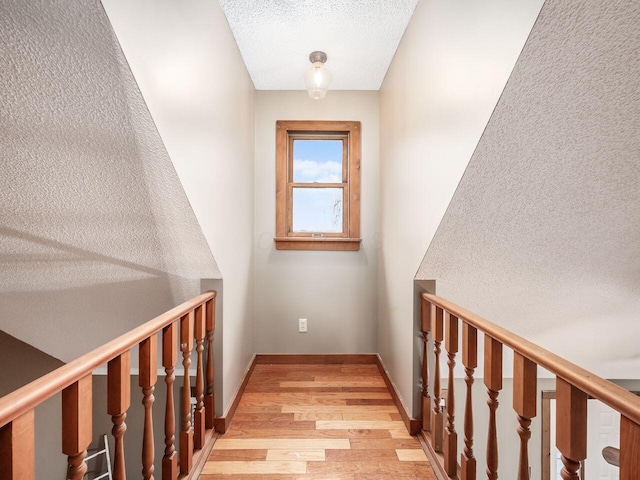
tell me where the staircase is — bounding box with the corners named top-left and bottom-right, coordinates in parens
top-left (0, 292), bottom-right (217, 479)
top-left (2, 291), bottom-right (639, 478)
top-left (418, 292), bottom-right (640, 479)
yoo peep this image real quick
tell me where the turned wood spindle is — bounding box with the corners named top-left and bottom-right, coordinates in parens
top-left (431, 305), bottom-right (444, 452)
top-left (484, 335), bottom-right (503, 480)
top-left (194, 305), bottom-right (206, 449)
top-left (140, 335), bottom-right (158, 480)
top-left (62, 375), bottom-right (92, 480)
top-left (108, 352), bottom-right (130, 480)
top-left (162, 322), bottom-right (178, 480)
top-left (513, 352), bottom-right (537, 480)
top-left (205, 298), bottom-right (216, 430)
top-left (0, 410), bottom-right (36, 480)
top-left (444, 312), bottom-right (459, 476)
top-left (180, 311), bottom-right (194, 475)
top-left (421, 296), bottom-right (431, 432)
top-left (460, 323), bottom-right (477, 480)
top-left (556, 378), bottom-right (587, 480)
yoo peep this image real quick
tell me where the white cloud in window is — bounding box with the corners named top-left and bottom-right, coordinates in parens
top-left (293, 159), bottom-right (342, 183)
top-left (292, 188), bottom-right (343, 233)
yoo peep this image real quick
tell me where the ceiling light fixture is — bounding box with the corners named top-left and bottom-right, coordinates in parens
top-left (304, 51), bottom-right (332, 100)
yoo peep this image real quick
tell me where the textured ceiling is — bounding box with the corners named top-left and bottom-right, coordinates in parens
top-left (0, 0), bottom-right (220, 362)
top-left (418, 0), bottom-right (640, 378)
top-left (218, 0), bottom-right (418, 90)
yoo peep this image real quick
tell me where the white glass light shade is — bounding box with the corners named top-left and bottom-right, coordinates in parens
top-left (304, 52), bottom-right (332, 100)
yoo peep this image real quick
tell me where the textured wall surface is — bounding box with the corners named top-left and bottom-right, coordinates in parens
top-left (379, 0), bottom-right (544, 413)
top-left (0, 0), bottom-right (219, 362)
top-left (101, 0), bottom-right (256, 412)
top-left (254, 91), bottom-right (379, 354)
top-left (218, 0), bottom-right (418, 90)
top-left (418, 0), bottom-right (640, 378)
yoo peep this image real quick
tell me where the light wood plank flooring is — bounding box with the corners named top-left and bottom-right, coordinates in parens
top-left (200, 363), bottom-right (436, 479)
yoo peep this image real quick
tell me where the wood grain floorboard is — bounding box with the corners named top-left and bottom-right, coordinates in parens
top-left (202, 363), bottom-right (436, 479)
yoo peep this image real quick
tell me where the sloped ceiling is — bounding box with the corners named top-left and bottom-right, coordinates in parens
top-left (0, 0), bottom-right (220, 362)
top-left (418, 0), bottom-right (640, 378)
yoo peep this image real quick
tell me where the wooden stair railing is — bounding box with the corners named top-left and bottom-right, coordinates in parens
top-left (420, 292), bottom-right (640, 480)
top-left (0, 290), bottom-right (217, 480)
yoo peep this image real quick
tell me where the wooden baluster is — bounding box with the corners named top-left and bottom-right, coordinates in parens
top-left (513, 353), bottom-right (537, 480)
top-left (62, 375), bottom-right (92, 480)
top-left (0, 410), bottom-right (35, 479)
top-left (194, 305), bottom-right (206, 449)
top-left (421, 296), bottom-right (431, 432)
top-left (205, 298), bottom-right (216, 429)
top-left (444, 312), bottom-right (459, 476)
top-left (108, 352), bottom-right (131, 480)
top-left (431, 305), bottom-right (444, 452)
top-left (556, 378), bottom-right (587, 480)
top-left (620, 416), bottom-right (640, 480)
top-left (162, 322), bottom-right (178, 480)
top-left (484, 335), bottom-right (503, 480)
top-left (140, 335), bottom-right (157, 480)
top-left (460, 323), bottom-right (477, 480)
top-left (180, 312), bottom-right (194, 475)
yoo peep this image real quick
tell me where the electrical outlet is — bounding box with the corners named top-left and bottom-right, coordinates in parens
top-left (298, 318), bottom-right (308, 333)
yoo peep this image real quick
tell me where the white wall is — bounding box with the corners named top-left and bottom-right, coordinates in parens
top-left (254, 91), bottom-right (379, 354)
top-left (100, 0), bottom-right (256, 412)
top-left (379, 0), bottom-right (544, 413)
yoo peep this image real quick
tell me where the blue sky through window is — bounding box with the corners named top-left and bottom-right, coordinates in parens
top-left (292, 188), bottom-right (343, 233)
top-left (293, 140), bottom-right (343, 183)
top-left (292, 139), bottom-right (344, 232)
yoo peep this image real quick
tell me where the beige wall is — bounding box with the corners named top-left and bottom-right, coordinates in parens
top-left (378, 0), bottom-right (544, 412)
top-left (254, 91), bottom-right (379, 354)
top-left (101, 0), bottom-right (256, 413)
top-left (0, 332), bottom-right (66, 478)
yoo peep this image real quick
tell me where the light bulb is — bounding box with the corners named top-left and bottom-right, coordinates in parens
top-left (304, 51), bottom-right (332, 100)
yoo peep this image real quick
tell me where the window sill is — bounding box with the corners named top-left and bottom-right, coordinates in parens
top-left (274, 237), bottom-right (362, 251)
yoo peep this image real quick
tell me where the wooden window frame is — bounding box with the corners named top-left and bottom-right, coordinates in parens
top-left (275, 120), bottom-right (361, 251)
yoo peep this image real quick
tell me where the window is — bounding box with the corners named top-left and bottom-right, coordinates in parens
top-left (275, 120), bottom-right (361, 251)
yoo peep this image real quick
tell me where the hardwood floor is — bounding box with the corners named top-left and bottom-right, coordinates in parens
top-left (200, 363), bottom-right (436, 479)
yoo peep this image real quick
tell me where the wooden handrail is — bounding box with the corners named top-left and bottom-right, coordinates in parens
top-left (0, 290), bottom-right (216, 429)
top-left (421, 292), bottom-right (640, 426)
